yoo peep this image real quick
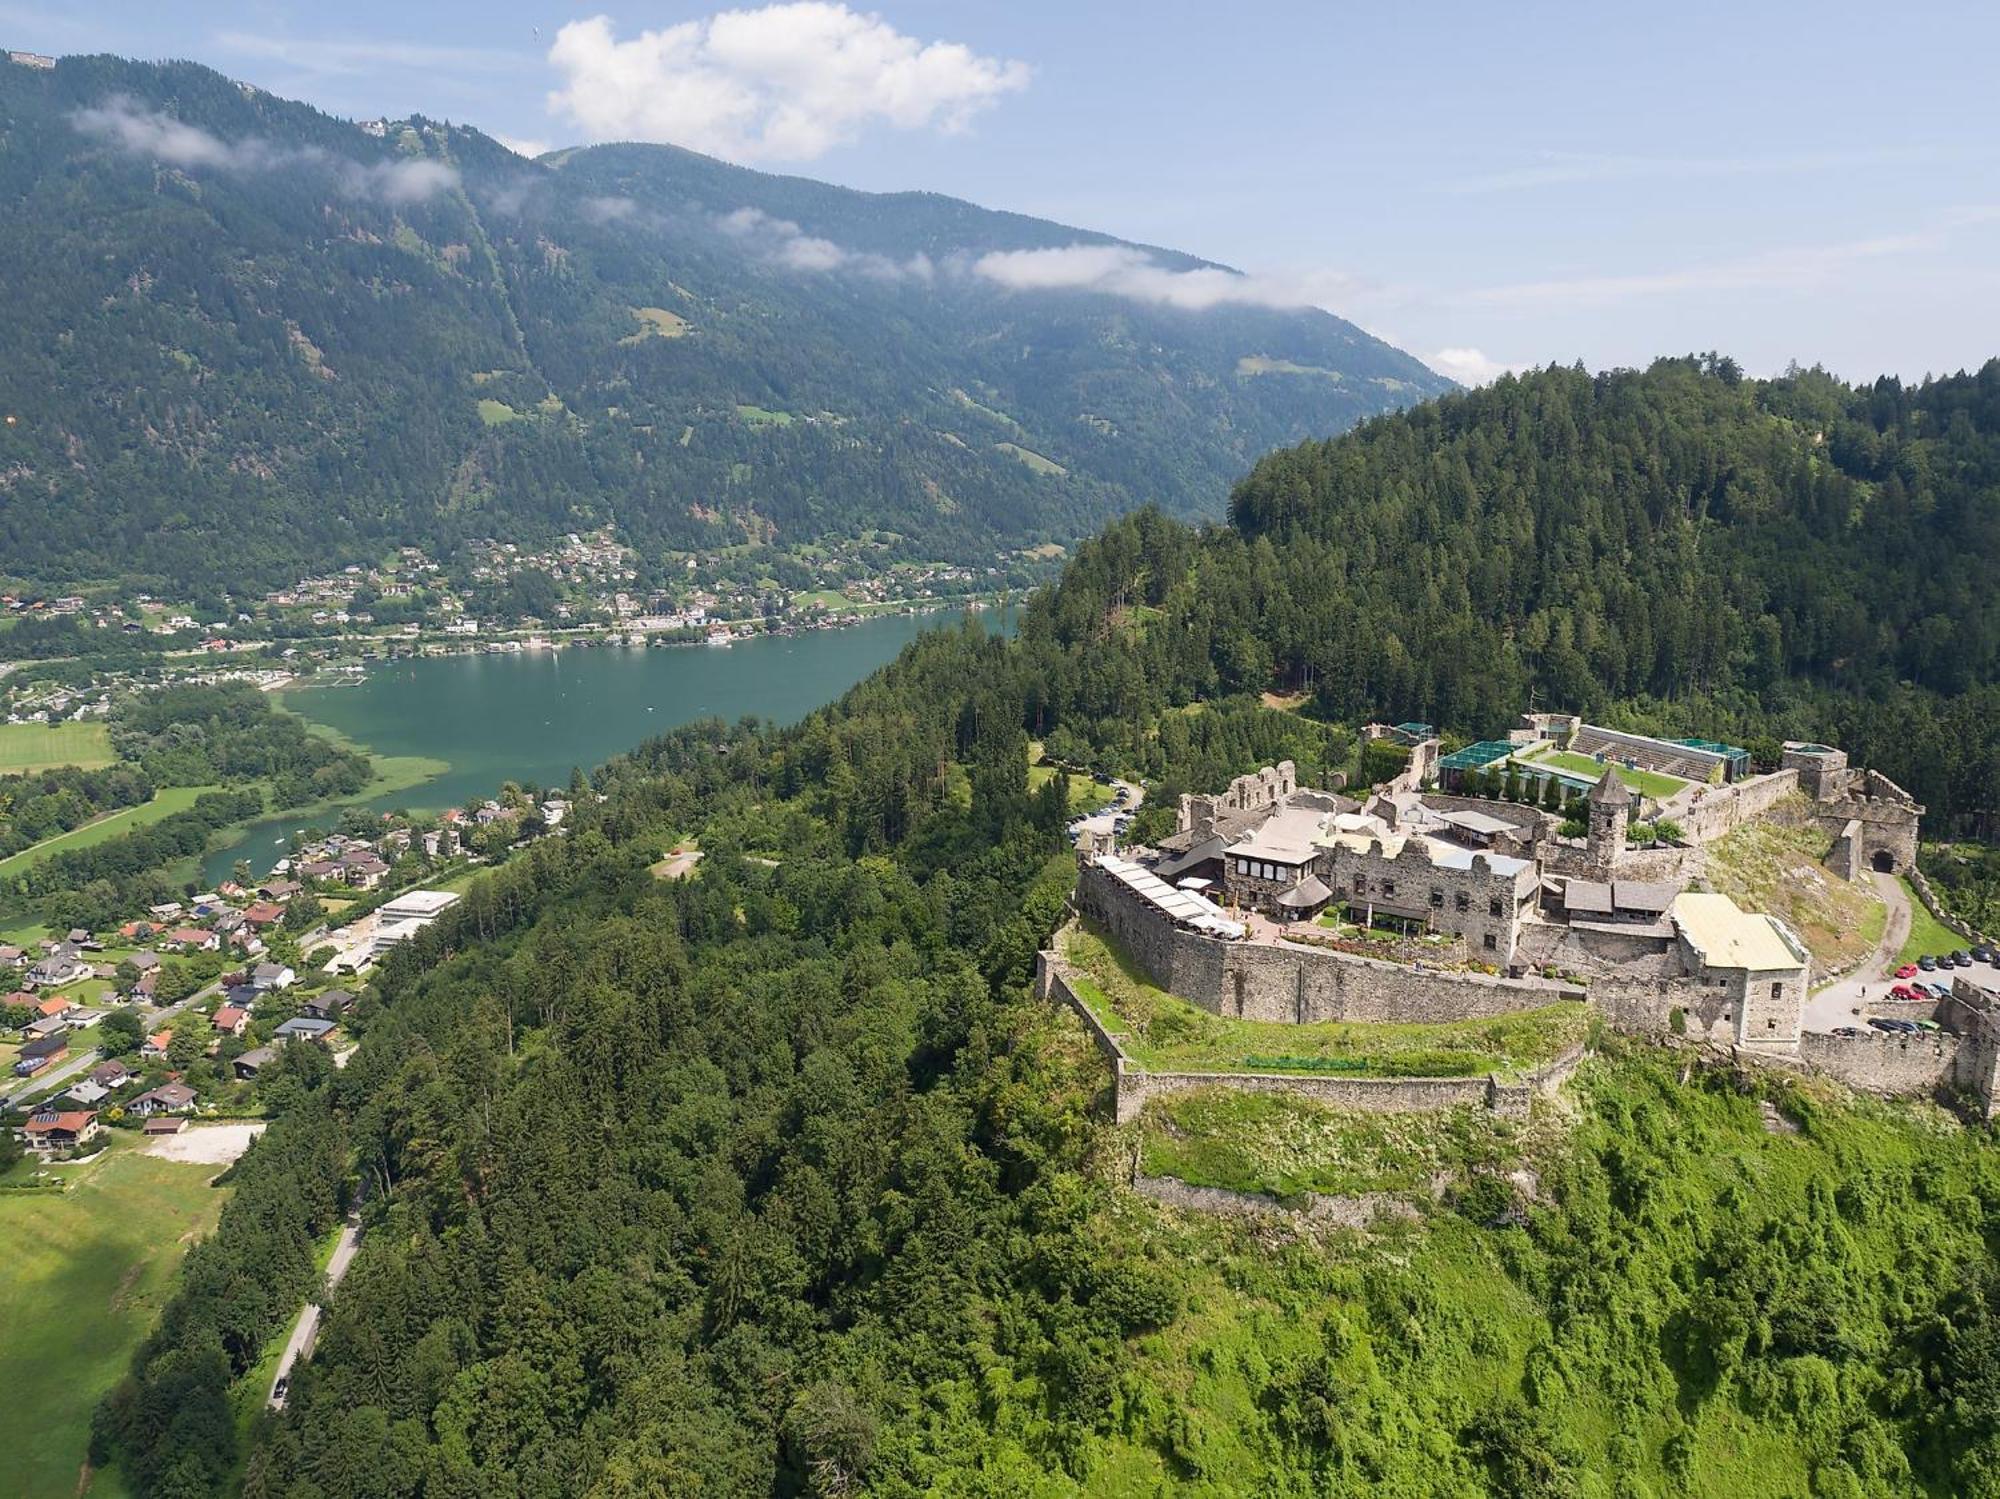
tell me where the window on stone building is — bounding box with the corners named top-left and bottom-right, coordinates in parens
top-left (1456, 892), bottom-right (1469, 912)
top-left (1489, 897), bottom-right (1504, 917)
top-left (1768, 1017), bottom-right (1777, 1028)
top-left (1353, 876), bottom-right (1366, 894)
top-left (1770, 983), bottom-right (1782, 999)
top-left (1382, 880), bottom-right (1396, 896)
top-left (1236, 859), bottom-right (1250, 876)
top-left (1430, 888), bottom-right (1444, 908)
top-left (1483, 934), bottom-right (1497, 950)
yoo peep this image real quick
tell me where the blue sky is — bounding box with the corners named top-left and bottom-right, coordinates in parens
top-left (7, 0), bottom-right (1997, 384)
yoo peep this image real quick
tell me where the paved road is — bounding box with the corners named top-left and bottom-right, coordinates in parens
top-left (1803, 871), bottom-right (1911, 1032)
top-left (269, 1209), bottom-right (362, 1409)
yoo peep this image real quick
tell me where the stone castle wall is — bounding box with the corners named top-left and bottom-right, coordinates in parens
top-left (1798, 1030), bottom-right (1960, 1096)
top-left (1678, 769), bottom-right (1800, 845)
top-left (1074, 862), bottom-right (1573, 1027)
top-left (1037, 949), bottom-right (1589, 1125)
top-left (1115, 1066), bottom-right (1499, 1125)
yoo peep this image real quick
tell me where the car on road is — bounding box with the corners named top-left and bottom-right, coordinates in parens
top-left (1919, 956), bottom-right (1938, 971)
top-left (272, 1375), bottom-right (288, 1403)
top-left (1896, 964), bottom-right (1919, 978)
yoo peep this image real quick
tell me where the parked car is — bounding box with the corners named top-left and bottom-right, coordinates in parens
top-left (1913, 1019), bottom-right (1942, 1033)
top-left (1895, 964), bottom-right (1919, 979)
top-left (1868, 1018), bottom-right (1901, 1033)
top-left (1952, 950), bottom-right (1974, 967)
top-left (1918, 956), bottom-right (1938, 971)
top-left (1973, 945), bottom-right (1995, 963)
top-left (1890, 984), bottom-right (1922, 1002)
top-left (1832, 1027), bottom-right (1862, 1038)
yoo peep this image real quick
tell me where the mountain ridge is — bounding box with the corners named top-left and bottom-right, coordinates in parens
top-left (0, 53), bottom-right (1450, 594)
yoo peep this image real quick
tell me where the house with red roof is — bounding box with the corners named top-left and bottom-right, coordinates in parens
top-left (16, 1109), bottom-right (99, 1156)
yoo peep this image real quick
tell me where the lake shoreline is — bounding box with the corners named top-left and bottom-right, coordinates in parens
top-left (200, 605), bottom-right (1014, 883)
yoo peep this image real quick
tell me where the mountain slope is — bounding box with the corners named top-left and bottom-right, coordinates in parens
top-left (1021, 356), bottom-right (2000, 828)
top-left (0, 54), bottom-right (1450, 592)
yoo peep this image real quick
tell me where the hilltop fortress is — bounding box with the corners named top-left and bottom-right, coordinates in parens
top-left (1043, 713), bottom-right (2000, 1122)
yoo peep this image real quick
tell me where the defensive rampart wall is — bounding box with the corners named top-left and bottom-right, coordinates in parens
top-left (1074, 861), bottom-right (1575, 1027)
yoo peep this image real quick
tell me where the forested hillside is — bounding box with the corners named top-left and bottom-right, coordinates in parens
top-left (0, 54), bottom-right (1446, 594)
top-left (1027, 356), bottom-right (2000, 830)
top-left (97, 612), bottom-right (2000, 1496)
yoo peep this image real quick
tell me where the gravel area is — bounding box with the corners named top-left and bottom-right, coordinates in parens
top-left (142, 1121), bottom-right (265, 1164)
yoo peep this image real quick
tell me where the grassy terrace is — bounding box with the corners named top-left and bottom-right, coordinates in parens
top-left (1140, 1087), bottom-right (1540, 1200)
top-left (1059, 923), bottom-right (1587, 1081)
top-left (1705, 793), bottom-right (1886, 973)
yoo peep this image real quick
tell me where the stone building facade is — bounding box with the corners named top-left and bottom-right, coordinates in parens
top-left (1320, 837), bottom-right (1538, 961)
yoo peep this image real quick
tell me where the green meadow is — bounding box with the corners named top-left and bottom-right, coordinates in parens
top-left (0, 721), bottom-right (117, 774)
top-left (0, 1140), bottom-right (230, 1499)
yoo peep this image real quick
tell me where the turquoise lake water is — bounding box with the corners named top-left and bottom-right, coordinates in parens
top-left (202, 608), bottom-right (1008, 882)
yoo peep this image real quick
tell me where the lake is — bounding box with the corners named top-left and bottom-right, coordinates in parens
top-left (201, 608), bottom-right (1008, 884)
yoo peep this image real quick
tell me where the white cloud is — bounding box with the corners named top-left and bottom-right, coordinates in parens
top-left (344, 158), bottom-right (459, 205)
top-left (73, 97), bottom-right (274, 170)
top-left (1426, 347), bottom-right (1523, 386)
top-left (493, 133), bottom-right (554, 160)
top-left (546, 5), bottom-right (1030, 163)
top-left (583, 194), bottom-right (639, 223)
top-left (72, 97), bottom-right (459, 204)
top-left (969, 243), bottom-right (1364, 313)
top-left (718, 205), bottom-right (932, 279)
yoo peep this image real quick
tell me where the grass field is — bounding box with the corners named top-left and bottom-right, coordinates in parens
top-left (1897, 878), bottom-right (1967, 964)
top-left (735, 403), bottom-right (795, 427)
top-left (1517, 745), bottom-right (1685, 799)
top-left (1235, 355), bottom-right (1343, 380)
top-left (475, 397), bottom-right (520, 426)
top-left (1139, 1086), bottom-right (1534, 1199)
top-left (1704, 795), bottom-right (1886, 973)
top-left (0, 785), bottom-right (221, 881)
top-left (994, 441), bottom-right (1068, 477)
top-left (790, 588), bottom-right (854, 612)
top-left (0, 1139), bottom-right (229, 1499)
top-left (0, 721), bottom-right (116, 773)
top-left (619, 305), bottom-right (689, 343)
top-left (1028, 761), bottom-right (1114, 815)
top-left (1061, 923), bottom-right (1586, 1080)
